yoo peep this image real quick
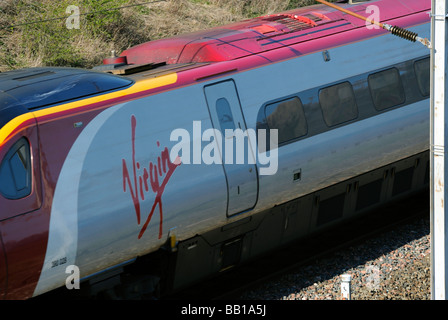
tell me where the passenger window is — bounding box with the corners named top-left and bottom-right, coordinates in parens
top-left (216, 98), bottom-right (236, 134)
top-left (368, 68), bottom-right (405, 110)
top-left (265, 97), bottom-right (308, 144)
top-left (319, 82), bottom-right (358, 127)
top-left (0, 138), bottom-right (31, 199)
top-left (414, 57), bottom-right (430, 97)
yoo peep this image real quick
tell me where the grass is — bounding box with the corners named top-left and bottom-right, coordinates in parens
top-left (0, 0), bottom-right (334, 71)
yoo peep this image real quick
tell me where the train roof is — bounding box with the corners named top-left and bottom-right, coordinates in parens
top-left (101, 0), bottom-right (429, 71)
top-left (0, 0), bottom-right (430, 132)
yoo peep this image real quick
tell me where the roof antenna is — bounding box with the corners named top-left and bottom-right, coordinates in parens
top-left (314, 0), bottom-right (431, 48)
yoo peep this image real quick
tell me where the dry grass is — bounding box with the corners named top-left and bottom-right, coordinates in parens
top-left (0, 0), bottom-right (335, 71)
top-left (140, 0), bottom-right (241, 39)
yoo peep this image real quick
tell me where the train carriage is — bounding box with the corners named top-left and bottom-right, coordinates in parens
top-left (0, 0), bottom-right (431, 299)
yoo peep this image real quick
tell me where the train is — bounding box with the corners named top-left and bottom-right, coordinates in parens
top-left (0, 0), bottom-right (431, 299)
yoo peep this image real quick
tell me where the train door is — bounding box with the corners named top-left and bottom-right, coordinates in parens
top-left (204, 80), bottom-right (258, 217)
top-left (0, 124), bottom-right (42, 219)
top-left (0, 119), bottom-right (43, 299)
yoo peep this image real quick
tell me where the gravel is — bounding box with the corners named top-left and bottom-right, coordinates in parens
top-left (239, 215), bottom-right (431, 300)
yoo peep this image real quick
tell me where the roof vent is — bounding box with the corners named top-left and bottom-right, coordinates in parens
top-left (102, 50), bottom-right (127, 65)
top-left (92, 50), bottom-right (167, 75)
top-left (93, 62), bottom-right (167, 75)
top-left (262, 14), bottom-right (318, 32)
top-left (347, 0), bottom-right (371, 3)
top-left (251, 24), bottom-right (278, 34)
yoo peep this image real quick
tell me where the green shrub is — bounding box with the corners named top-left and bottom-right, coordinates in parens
top-left (0, 0), bottom-right (145, 70)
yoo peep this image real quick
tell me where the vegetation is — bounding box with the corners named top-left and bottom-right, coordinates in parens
top-left (0, 0), bottom-right (330, 71)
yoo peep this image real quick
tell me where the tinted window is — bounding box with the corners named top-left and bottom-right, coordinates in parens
top-left (0, 138), bottom-right (31, 199)
top-left (414, 57), bottom-right (430, 97)
top-left (216, 98), bottom-right (235, 134)
top-left (0, 92), bottom-right (28, 128)
top-left (265, 97), bottom-right (307, 144)
top-left (319, 82), bottom-right (358, 127)
top-left (4, 71), bottom-right (133, 110)
top-left (368, 68), bottom-right (405, 110)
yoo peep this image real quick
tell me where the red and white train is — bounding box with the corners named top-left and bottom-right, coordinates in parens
top-left (0, 0), bottom-right (430, 299)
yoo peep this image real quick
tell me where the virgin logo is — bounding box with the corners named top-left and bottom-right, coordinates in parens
top-left (122, 115), bottom-right (181, 239)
